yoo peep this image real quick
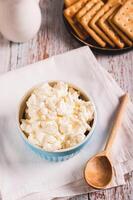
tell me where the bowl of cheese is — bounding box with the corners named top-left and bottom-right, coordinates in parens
top-left (18, 81), bottom-right (97, 161)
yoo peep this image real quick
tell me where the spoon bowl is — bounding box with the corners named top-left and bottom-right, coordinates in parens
top-left (84, 152), bottom-right (113, 189)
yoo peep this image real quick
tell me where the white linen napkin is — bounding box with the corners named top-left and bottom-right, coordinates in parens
top-left (0, 46), bottom-right (133, 200)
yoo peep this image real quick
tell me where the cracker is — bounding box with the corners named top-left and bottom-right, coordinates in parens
top-left (89, 3), bottom-right (118, 47)
top-left (113, 0), bottom-right (133, 41)
top-left (64, 0), bottom-right (79, 8)
top-left (76, 0), bottom-right (100, 21)
top-left (64, 15), bottom-right (87, 39)
top-left (64, 0), bottom-right (89, 18)
top-left (90, 0), bottom-right (122, 26)
top-left (89, 0), bottom-right (123, 47)
top-left (64, 0), bottom-right (89, 39)
top-left (108, 13), bottom-right (133, 46)
top-left (98, 5), bottom-right (125, 48)
top-left (79, 1), bottom-right (106, 47)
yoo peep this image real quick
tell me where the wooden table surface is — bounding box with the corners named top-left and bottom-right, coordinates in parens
top-left (0, 0), bottom-right (133, 199)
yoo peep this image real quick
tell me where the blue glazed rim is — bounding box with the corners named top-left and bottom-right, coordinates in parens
top-left (17, 81), bottom-right (97, 159)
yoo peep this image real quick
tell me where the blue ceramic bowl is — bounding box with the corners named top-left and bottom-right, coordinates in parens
top-left (18, 81), bottom-right (97, 162)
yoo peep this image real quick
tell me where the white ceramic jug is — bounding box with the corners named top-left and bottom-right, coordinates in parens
top-left (0, 0), bottom-right (41, 42)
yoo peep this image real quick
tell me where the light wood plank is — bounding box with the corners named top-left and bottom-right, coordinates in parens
top-left (0, 34), bottom-right (10, 74)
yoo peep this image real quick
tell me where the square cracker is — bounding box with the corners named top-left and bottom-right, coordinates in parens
top-left (64, 0), bottom-right (89, 39)
top-left (76, 0), bottom-right (100, 21)
top-left (79, 1), bottom-right (106, 47)
top-left (64, 0), bottom-right (89, 18)
top-left (89, 0), bottom-right (123, 47)
top-left (64, 0), bottom-right (79, 8)
top-left (98, 4), bottom-right (125, 48)
top-left (89, 1), bottom-right (119, 47)
top-left (113, 0), bottom-right (133, 41)
top-left (108, 13), bottom-right (132, 46)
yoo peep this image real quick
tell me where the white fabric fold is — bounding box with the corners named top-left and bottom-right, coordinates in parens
top-left (0, 46), bottom-right (132, 200)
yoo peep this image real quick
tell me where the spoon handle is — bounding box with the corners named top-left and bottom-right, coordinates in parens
top-left (104, 94), bottom-right (129, 154)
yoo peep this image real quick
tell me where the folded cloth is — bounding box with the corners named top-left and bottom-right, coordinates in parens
top-left (0, 46), bottom-right (133, 200)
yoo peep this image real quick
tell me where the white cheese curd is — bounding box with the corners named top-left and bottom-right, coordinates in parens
top-left (43, 139), bottom-right (62, 151)
top-left (45, 95), bottom-right (58, 111)
top-left (33, 83), bottom-right (53, 99)
top-left (53, 81), bottom-right (68, 98)
top-left (40, 121), bottom-right (59, 135)
top-left (68, 87), bottom-right (79, 100)
top-left (35, 131), bottom-right (45, 145)
top-left (28, 134), bottom-right (41, 146)
top-left (20, 120), bottom-right (40, 135)
top-left (58, 117), bottom-right (72, 135)
top-left (56, 99), bottom-right (73, 116)
top-left (63, 133), bottom-right (86, 149)
top-left (20, 81), bottom-right (94, 151)
top-left (21, 120), bottom-right (33, 135)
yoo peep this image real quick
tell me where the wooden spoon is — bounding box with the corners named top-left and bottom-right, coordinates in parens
top-left (84, 94), bottom-right (129, 189)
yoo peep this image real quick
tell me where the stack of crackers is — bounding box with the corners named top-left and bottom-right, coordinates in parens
top-left (64, 0), bottom-right (133, 48)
